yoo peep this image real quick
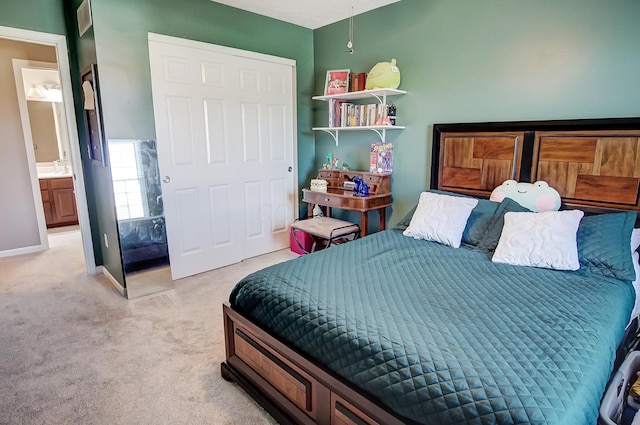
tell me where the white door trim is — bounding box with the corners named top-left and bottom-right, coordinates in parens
top-left (148, 33), bottom-right (296, 67)
top-left (0, 25), bottom-right (96, 273)
top-left (12, 59), bottom-right (58, 254)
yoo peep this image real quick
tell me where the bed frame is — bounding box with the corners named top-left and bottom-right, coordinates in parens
top-left (222, 117), bottom-right (640, 425)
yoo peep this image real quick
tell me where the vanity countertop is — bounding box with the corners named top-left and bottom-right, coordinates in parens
top-left (38, 173), bottom-right (73, 179)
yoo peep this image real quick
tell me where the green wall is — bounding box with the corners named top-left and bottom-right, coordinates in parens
top-left (0, 0), bottom-right (66, 34)
top-left (89, 0), bottom-right (315, 196)
top-left (313, 0), bottom-right (640, 228)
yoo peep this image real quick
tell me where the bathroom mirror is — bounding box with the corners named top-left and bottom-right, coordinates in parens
top-left (29, 100), bottom-right (71, 163)
top-left (20, 67), bottom-right (72, 172)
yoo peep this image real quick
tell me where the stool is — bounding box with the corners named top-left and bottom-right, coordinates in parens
top-left (291, 217), bottom-right (360, 254)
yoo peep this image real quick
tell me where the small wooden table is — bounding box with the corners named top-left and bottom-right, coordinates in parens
top-left (302, 188), bottom-right (391, 237)
top-left (303, 170), bottom-right (392, 236)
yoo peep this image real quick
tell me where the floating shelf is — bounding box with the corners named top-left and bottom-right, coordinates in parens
top-left (312, 88), bottom-right (407, 102)
top-left (312, 88), bottom-right (407, 146)
top-left (312, 125), bottom-right (405, 146)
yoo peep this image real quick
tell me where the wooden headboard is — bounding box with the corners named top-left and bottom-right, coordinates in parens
top-left (432, 118), bottom-right (640, 211)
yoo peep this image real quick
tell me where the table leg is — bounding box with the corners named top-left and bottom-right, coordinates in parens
top-left (307, 203), bottom-right (313, 218)
top-left (360, 212), bottom-right (368, 237)
top-left (379, 208), bottom-right (386, 231)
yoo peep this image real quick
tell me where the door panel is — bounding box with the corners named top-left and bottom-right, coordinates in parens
top-left (269, 105), bottom-right (286, 161)
top-left (244, 181), bottom-right (264, 239)
top-left (203, 99), bottom-right (227, 164)
top-left (174, 187), bottom-right (203, 254)
top-left (209, 184), bottom-right (232, 246)
top-left (149, 37), bottom-right (295, 279)
top-left (166, 97), bottom-right (195, 166)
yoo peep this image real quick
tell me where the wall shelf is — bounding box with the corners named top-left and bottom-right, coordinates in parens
top-left (312, 125), bottom-right (405, 146)
top-left (313, 88), bottom-right (406, 146)
top-left (312, 88), bottom-right (407, 103)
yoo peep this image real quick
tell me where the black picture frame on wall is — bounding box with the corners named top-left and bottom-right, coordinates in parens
top-left (80, 64), bottom-right (106, 166)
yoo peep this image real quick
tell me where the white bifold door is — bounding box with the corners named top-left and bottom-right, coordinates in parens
top-left (148, 34), bottom-right (297, 280)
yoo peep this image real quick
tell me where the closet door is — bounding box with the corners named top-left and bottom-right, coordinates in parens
top-left (149, 34), bottom-right (296, 280)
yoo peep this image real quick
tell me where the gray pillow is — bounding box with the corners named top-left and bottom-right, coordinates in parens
top-left (476, 198), bottom-right (531, 253)
top-left (577, 211), bottom-right (637, 281)
top-left (393, 190), bottom-right (500, 248)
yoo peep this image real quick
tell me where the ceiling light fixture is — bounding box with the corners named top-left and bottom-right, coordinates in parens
top-left (27, 82), bottom-right (62, 102)
top-left (27, 84), bottom-right (47, 98)
top-left (346, 0), bottom-right (355, 54)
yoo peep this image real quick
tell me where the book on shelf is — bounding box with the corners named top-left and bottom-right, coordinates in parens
top-left (369, 141), bottom-right (394, 173)
top-left (349, 72), bottom-right (367, 92)
top-left (330, 102), bottom-right (389, 128)
top-left (328, 99), bottom-right (346, 127)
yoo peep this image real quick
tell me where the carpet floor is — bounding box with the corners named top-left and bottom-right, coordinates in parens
top-left (0, 228), bottom-right (298, 424)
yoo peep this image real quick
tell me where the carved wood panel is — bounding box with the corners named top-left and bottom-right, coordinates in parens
top-left (439, 132), bottom-right (524, 195)
top-left (533, 131), bottom-right (640, 208)
top-left (331, 393), bottom-right (379, 425)
top-left (233, 325), bottom-right (316, 418)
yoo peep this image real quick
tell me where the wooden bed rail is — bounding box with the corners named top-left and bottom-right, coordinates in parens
top-left (221, 302), bottom-right (415, 425)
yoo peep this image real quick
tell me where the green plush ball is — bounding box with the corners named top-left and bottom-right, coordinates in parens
top-left (365, 59), bottom-right (401, 90)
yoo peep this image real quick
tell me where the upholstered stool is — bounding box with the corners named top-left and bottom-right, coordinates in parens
top-left (291, 217), bottom-right (360, 254)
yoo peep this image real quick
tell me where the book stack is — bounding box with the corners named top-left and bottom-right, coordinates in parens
top-left (328, 100), bottom-right (389, 128)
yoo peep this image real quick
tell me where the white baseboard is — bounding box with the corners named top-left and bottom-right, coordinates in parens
top-left (0, 243), bottom-right (46, 258)
top-left (97, 266), bottom-right (127, 298)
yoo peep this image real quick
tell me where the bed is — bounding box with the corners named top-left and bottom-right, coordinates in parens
top-left (222, 117), bottom-right (640, 425)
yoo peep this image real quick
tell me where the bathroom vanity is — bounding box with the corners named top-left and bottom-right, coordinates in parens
top-left (39, 176), bottom-right (78, 228)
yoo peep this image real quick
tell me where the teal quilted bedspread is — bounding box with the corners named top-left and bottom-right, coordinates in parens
top-left (229, 230), bottom-right (634, 424)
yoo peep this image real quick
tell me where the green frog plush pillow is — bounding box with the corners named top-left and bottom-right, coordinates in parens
top-left (490, 180), bottom-right (561, 212)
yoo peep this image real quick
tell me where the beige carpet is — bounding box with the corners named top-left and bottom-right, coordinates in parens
top-left (0, 228), bottom-right (299, 424)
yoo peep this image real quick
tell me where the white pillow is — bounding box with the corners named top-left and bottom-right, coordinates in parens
top-left (403, 192), bottom-right (478, 248)
top-left (492, 210), bottom-right (584, 270)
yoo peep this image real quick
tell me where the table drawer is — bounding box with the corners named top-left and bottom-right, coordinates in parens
top-left (313, 194), bottom-right (346, 209)
top-left (361, 174), bottom-right (383, 185)
top-left (318, 170), bottom-right (341, 180)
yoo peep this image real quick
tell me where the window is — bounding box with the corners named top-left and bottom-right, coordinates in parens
top-left (108, 140), bottom-right (147, 220)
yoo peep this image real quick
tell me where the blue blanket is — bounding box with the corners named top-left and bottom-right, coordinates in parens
top-left (230, 230), bottom-right (634, 424)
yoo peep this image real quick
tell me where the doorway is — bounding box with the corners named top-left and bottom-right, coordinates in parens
top-left (13, 60), bottom-right (80, 244)
top-left (0, 25), bottom-right (95, 273)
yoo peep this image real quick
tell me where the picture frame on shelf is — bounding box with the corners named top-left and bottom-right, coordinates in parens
top-left (80, 64), bottom-right (106, 166)
top-left (324, 69), bottom-right (350, 96)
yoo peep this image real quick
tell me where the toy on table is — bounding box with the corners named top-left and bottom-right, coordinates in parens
top-left (353, 176), bottom-right (369, 197)
top-left (490, 180), bottom-right (561, 212)
top-left (324, 152), bottom-right (339, 170)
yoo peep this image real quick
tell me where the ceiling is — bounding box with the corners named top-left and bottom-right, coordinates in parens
top-left (211, 0), bottom-right (401, 29)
